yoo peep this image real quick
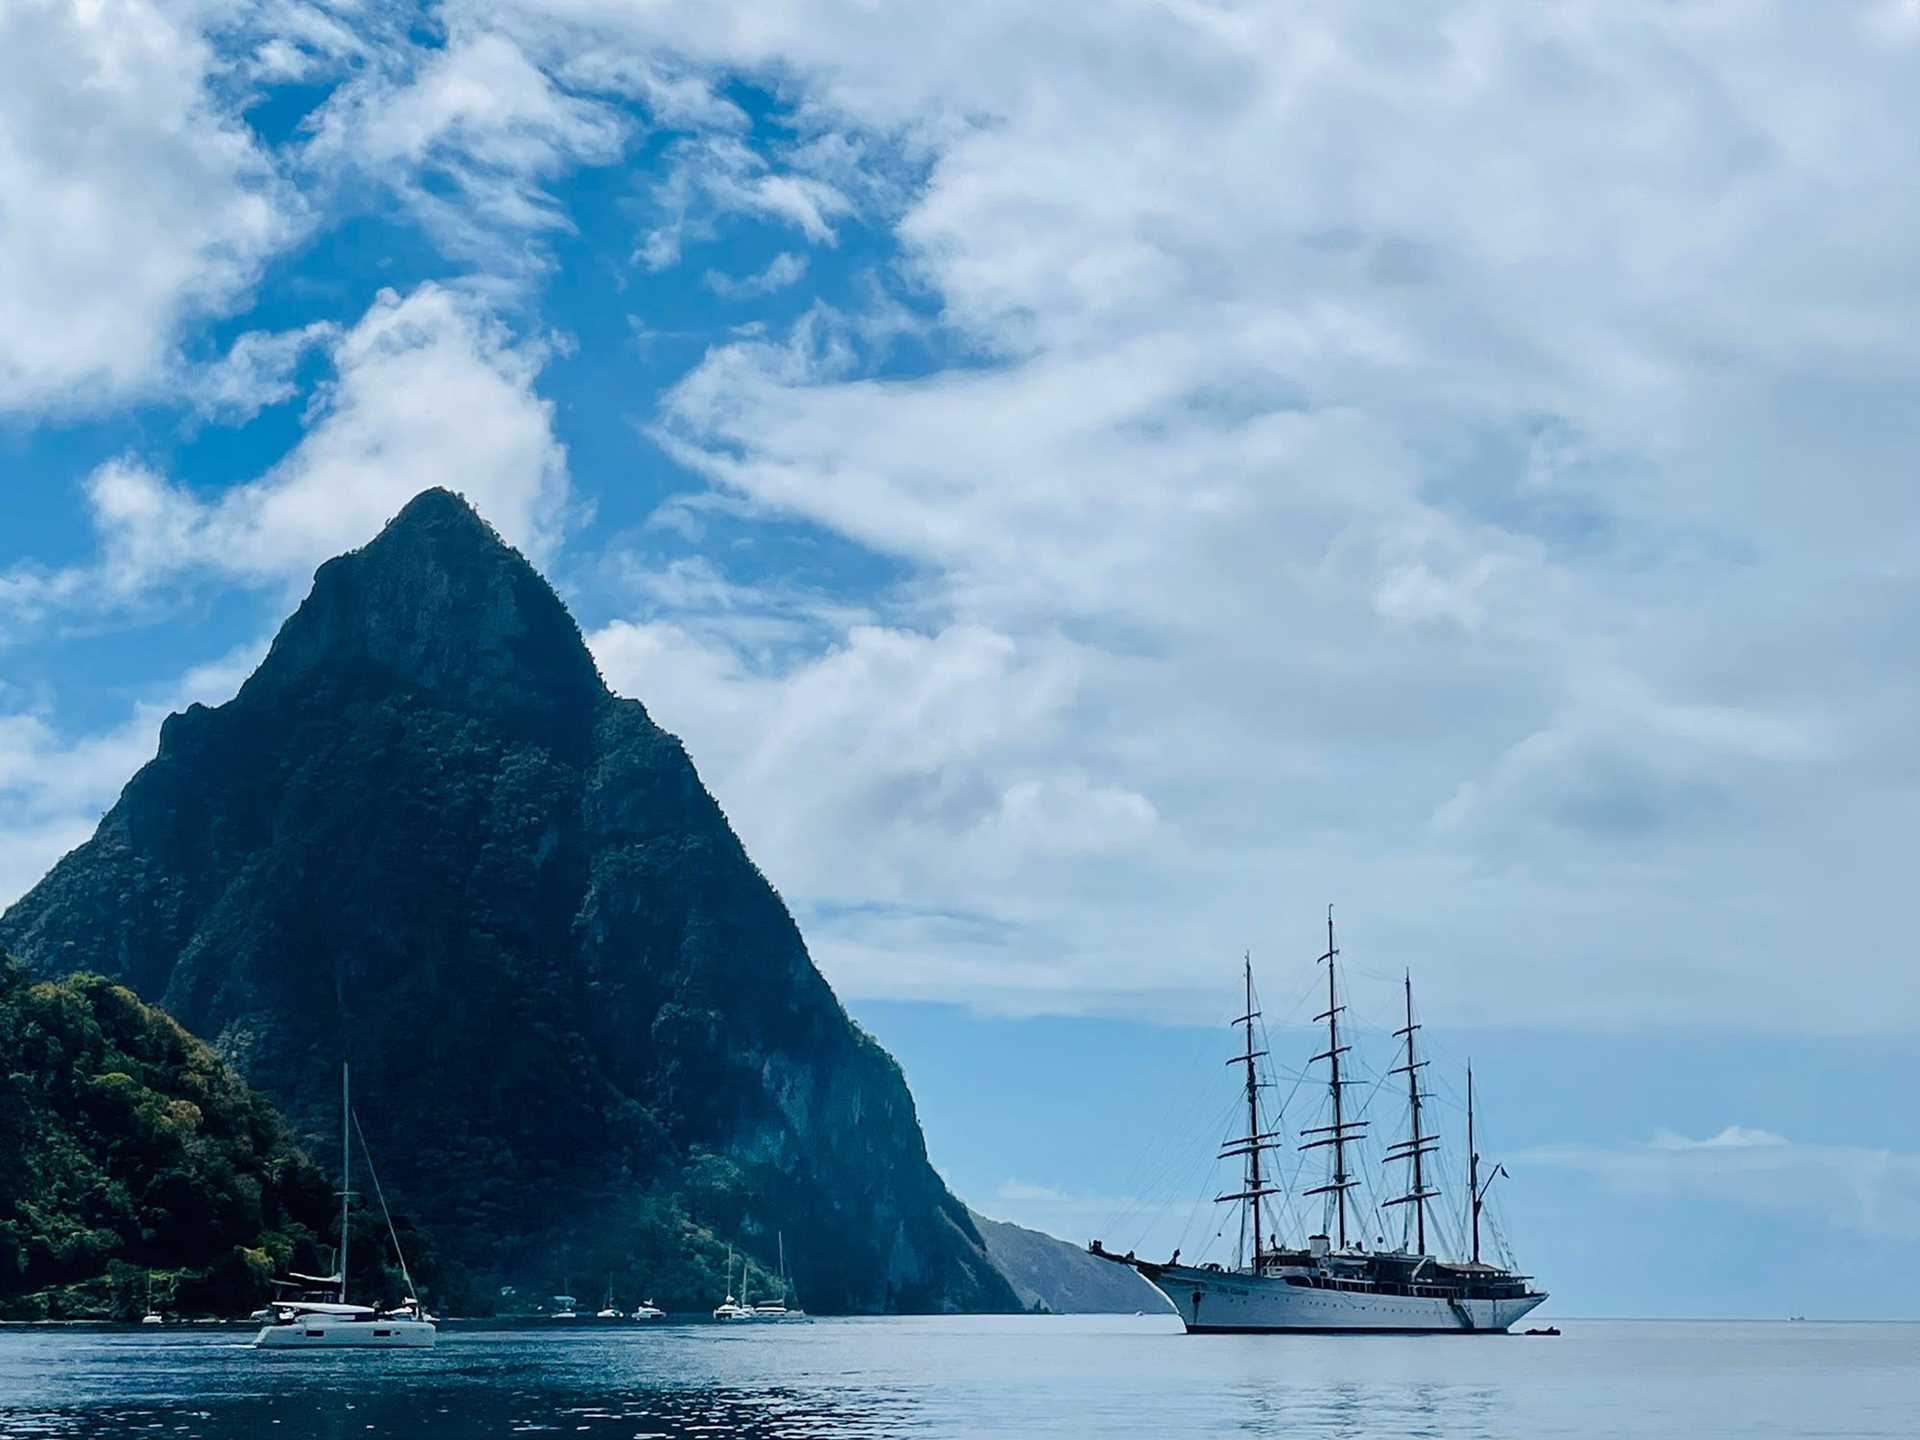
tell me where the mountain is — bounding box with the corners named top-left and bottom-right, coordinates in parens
top-left (0, 955), bottom-right (338, 1320)
top-left (968, 1210), bottom-right (1169, 1315)
top-left (0, 489), bottom-right (1017, 1315)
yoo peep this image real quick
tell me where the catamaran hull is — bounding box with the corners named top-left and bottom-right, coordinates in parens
top-left (1139, 1264), bottom-right (1546, 1334)
top-left (254, 1319), bottom-right (436, 1349)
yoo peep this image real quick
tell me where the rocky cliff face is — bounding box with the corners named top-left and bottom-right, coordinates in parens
top-left (0, 489), bottom-right (1016, 1314)
top-left (968, 1210), bottom-right (1168, 1315)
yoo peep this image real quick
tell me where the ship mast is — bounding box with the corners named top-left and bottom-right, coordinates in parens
top-left (1467, 1062), bottom-right (1479, 1264)
top-left (1463, 1063), bottom-right (1507, 1265)
top-left (1216, 954), bottom-right (1281, 1270)
top-left (1384, 972), bottom-right (1439, 1253)
top-left (1300, 906), bottom-right (1365, 1249)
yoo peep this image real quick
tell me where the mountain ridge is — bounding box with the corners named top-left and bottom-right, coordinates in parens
top-left (0, 488), bottom-right (1019, 1315)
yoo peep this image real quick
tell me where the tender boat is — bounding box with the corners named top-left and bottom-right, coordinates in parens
top-left (254, 1065), bottom-right (436, 1349)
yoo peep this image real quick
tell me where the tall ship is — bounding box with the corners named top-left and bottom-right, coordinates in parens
top-left (1092, 910), bottom-right (1547, 1333)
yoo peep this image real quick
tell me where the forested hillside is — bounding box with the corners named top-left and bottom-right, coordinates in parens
top-left (0, 956), bottom-right (336, 1319)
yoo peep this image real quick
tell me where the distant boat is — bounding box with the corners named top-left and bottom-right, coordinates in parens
top-left (712, 1246), bottom-right (749, 1320)
top-left (254, 1065), bottom-right (436, 1349)
top-left (140, 1270), bottom-right (163, 1325)
top-left (1091, 910), bottom-right (1548, 1333)
top-left (630, 1299), bottom-right (664, 1320)
top-left (743, 1233), bottom-right (808, 1321)
top-left (596, 1274), bottom-right (622, 1319)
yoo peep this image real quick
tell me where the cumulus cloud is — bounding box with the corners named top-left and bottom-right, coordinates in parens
top-left (181, 321), bottom-right (340, 423)
top-left (2, 284), bottom-right (571, 624)
top-left (0, 0), bottom-right (298, 412)
top-left (544, 1), bottom-right (1920, 1033)
top-left (10, 0), bottom-right (1920, 1038)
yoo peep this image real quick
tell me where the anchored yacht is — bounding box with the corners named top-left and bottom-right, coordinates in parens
top-left (254, 1065), bottom-right (436, 1349)
top-left (742, 1233), bottom-right (808, 1321)
top-left (595, 1276), bottom-right (622, 1319)
top-left (713, 1247), bottom-right (750, 1320)
top-left (1092, 909), bottom-right (1547, 1334)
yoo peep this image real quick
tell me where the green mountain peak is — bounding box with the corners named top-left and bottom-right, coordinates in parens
top-left (1, 489), bottom-right (1017, 1315)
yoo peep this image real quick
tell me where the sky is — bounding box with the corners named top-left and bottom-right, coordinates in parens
top-left (5, 0), bottom-right (1920, 1317)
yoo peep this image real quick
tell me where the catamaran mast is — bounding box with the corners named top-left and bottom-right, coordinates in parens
top-left (339, 1063), bottom-right (351, 1305)
top-left (1301, 907), bottom-right (1363, 1248)
top-left (1216, 954), bottom-right (1280, 1270)
top-left (1384, 972), bottom-right (1440, 1253)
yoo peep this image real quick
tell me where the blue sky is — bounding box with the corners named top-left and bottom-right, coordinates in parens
top-left (6, 0), bottom-right (1920, 1317)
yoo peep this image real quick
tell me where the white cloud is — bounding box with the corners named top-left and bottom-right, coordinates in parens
top-left (11, 0), bottom-right (1920, 1039)
top-left (533, 1), bottom-right (1920, 1034)
top-left (2, 284), bottom-right (571, 622)
top-left (305, 30), bottom-right (629, 267)
top-left (1651, 1126), bottom-right (1790, 1151)
top-left (636, 135), bottom-right (853, 273)
top-left (182, 321), bottom-right (340, 423)
top-left (704, 252), bottom-right (809, 301)
top-left (0, 0), bottom-right (299, 412)
top-left (1523, 1131), bottom-right (1920, 1242)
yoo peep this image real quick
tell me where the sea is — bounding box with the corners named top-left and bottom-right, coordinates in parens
top-left (1, 1315), bottom-right (1911, 1439)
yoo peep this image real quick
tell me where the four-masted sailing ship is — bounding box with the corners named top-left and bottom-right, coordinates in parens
top-left (1092, 909), bottom-right (1547, 1333)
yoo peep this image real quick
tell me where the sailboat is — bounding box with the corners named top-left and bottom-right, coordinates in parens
top-left (596, 1274), bottom-right (622, 1319)
top-left (712, 1246), bottom-right (749, 1320)
top-left (140, 1271), bottom-right (163, 1325)
top-left (629, 1297), bottom-right (665, 1320)
top-left (254, 1065), bottom-right (436, 1349)
top-left (1091, 909), bottom-right (1548, 1333)
top-left (744, 1233), bottom-right (807, 1321)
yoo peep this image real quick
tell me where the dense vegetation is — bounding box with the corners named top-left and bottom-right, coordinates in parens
top-left (0, 957), bottom-right (336, 1320)
top-left (1, 489), bottom-right (1018, 1315)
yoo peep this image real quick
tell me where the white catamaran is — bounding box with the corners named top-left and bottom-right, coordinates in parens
top-left (741, 1232), bottom-right (807, 1322)
top-left (1093, 909), bottom-right (1547, 1333)
top-left (254, 1065), bottom-right (436, 1349)
top-left (713, 1246), bottom-right (749, 1320)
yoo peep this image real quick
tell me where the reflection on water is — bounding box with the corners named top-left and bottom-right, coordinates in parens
top-left (1, 1386), bottom-right (917, 1440)
top-left (1, 1317), bottom-right (1915, 1440)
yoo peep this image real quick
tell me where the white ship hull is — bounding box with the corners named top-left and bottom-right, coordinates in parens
top-left (1140, 1263), bottom-right (1546, 1334)
top-left (254, 1318), bottom-right (436, 1348)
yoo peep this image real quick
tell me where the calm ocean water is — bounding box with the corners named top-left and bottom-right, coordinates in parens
top-left (1, 1315), bottom-right (1912, 1439)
